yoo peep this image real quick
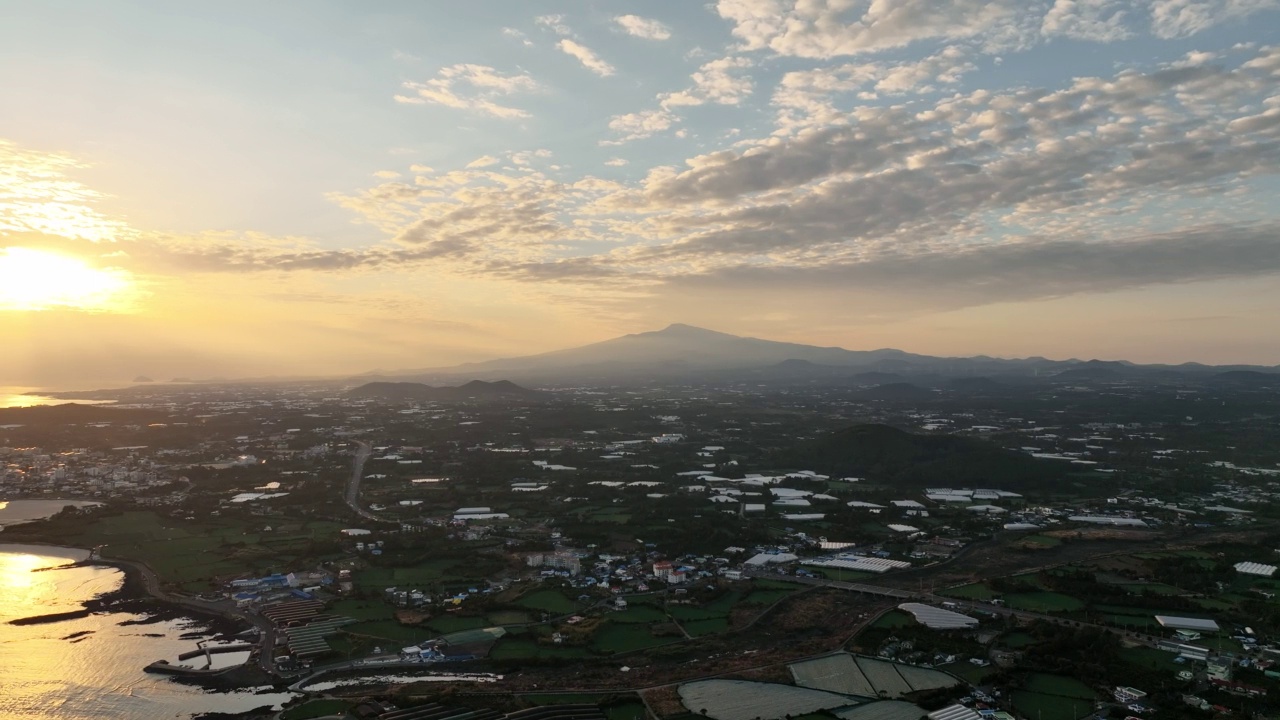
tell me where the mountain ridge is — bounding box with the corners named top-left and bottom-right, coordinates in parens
top-left (361, 323), bottom-right (1278, 385)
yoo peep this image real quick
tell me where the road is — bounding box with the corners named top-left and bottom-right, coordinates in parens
top-left (344, 440), bottom-right (394, 524)
top-left (89, 555), bottom-right (280, 675)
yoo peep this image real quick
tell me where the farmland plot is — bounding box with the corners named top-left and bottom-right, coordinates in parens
top-left (895, 664), bottom-right (960, 692)
top-left (835, 701), bottom-right (932, 720)
top-left (679, 680), bottom-right (858, 720)
top-left (790, 654), bottom-right (877, 697)
top-left (855, 657), bottom-right (913, 697)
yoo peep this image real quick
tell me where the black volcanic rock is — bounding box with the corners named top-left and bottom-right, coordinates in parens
top-left (348, 380), bottom-right (539, 402)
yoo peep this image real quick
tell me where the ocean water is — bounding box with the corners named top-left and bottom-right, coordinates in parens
top-left (0, 500), bottom-right (104, 528)
top-left (0, 386), bottom-right (118, 409)
top-left (0, 544), bottom-right (297, 719)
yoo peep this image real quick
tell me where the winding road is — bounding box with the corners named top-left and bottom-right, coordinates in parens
top-left (344, 440), bottom-right (394, 524)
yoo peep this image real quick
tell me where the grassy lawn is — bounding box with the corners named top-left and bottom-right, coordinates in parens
top-left (1022, 535), bottom-right (1063, 548)
top-left (518, 589), bottom-right (578, 614)
top-left (427, 614), bottom-right (492, 634)
top-left (1000, 632), bottom-right (1040, 649)
top-left (592, 622), bottom-right (678, 653)
top-left (682, 617), bottom-right (730, 637)
top-left (943, 583), bottom-right (998, 601)
top-left (612, 605), bottom-right (670, 624)
top-left (281, 699), bottom-right (354, 720)
top-left (488, 610), bottom-right (534, 625)
top-left (490, 639), bottom-right (592, 660)
top-left (940, 661), bottom-right (994, 685)
top-left (872, 610), bottom-right (915, 629)
top-left (1023, 673), bottom-right (1095, 699)
top-left (1003, 592), bottom-right (1084, 613)
top-left (1118, 646), bottom-right (1184, 673)
top-left (1012, 691), bottom-right (1094, 720)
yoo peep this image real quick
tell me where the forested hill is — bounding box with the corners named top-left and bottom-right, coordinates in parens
top-left (780, 424), bottom-right (1077, 492)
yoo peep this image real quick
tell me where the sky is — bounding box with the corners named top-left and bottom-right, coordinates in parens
top-left (2, 0), bottom-right (1280, 385)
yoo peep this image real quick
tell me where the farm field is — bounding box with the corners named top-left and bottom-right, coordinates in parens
top-left (679, 679), bottom-right (858, 720)
top-left (592, 622), bottom-right (677, 653)
top-left (517, 590), bottom-right (578, 614)
top-left (941, 583), bottom-right (998, 600)
top-left (1003, 591), bottom-right (1084, 613)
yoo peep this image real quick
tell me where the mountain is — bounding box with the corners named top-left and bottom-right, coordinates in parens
top-left (361, 323), bottom-right (1280, 385)
top-left (776, 424), bottom-right (1075, 491)
top-left (347, 379), bottom-right (539, 402)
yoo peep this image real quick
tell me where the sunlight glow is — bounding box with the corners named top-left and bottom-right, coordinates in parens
top-left (0, 247), bottom-right (132, 311)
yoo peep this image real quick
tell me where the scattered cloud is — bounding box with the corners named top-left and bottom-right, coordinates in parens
top-left (395, 64), bottom-right (537, 119)
top-left (1148, 0), bottom-right (1280, 39)
top-left (605, 158), bottom-right (629, 166)
top-left (465, 155), bottom-right (499, 168)
top-left (614, 15), bottom-right (672, 41)
top-left (557, 39), bottom-right (616, 77)
top-left (535, 14), bottom-right (573, 37)
top-left (501, 27), bottom-right (534, 47)
top-left (1042, 0), bottom-right (1134, 42)
top-left (715, 0), bottom-right (1022, 58)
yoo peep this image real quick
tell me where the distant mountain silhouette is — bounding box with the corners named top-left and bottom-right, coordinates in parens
top-left (778, 424), bottom-right (1072, 491)
top-left (348, 379), bottom-right (539, 402)
top-left (359, 323), bottom-right (1280, 385)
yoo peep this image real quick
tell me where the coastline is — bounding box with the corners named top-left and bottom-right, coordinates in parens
top-left (2, 541), bottom-right (278, 690)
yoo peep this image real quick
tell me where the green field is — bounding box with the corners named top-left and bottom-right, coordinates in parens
top-left (488, 610), bottom-right (534, 625)
top-left (1118, 646), bottom-right (1183, 673)
top-left (1011, 691), bottom-right (1093, 720)
top-left (490, 639), bottom-right (592, 660)
top-left (612, 605), bottom-right (670, 624)
top-left (1000, 632), bottom-right (1039, 649)
top-left (518, 590), bottom-right (578, 614)
top-left (427, 614), bottom-right (491, 634)
top-left (1023, 674), bottom-right (1094, 699)
top-left (1003, 592), bottom-right (1084, 613)
top-left (592, 622), bottom-right (677, 653)
top-left (939, 661), bottom-right (994, 684)
top-left (943, 583), bottom-right (998, 601)
top-left (872, 610), bottom-right (915, 629)
top-left (682, 617), bottom-right (730, 637)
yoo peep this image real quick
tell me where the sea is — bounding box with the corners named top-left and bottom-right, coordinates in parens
top-left (0, 541), bottom-right (297, 719)
top-left (0, 386), bottom-right (118, 409)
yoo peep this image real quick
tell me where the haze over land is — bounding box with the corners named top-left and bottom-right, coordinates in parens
top-left (3, 2), bottom-right (1280, 384)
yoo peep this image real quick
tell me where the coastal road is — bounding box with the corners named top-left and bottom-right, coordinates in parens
top-left (91, 555), bottom-right (280, 675)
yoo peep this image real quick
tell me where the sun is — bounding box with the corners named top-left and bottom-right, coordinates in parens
top-left (0, 247), bottom-right (133, 312)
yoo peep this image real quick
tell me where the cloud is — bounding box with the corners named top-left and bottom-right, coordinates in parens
top-left (502, 27), bottom-right (534, 47)
top-left (1041, 0), bottom-right (1134, 41)
top-left (465, 155), bottom-right (499, 168)
top-left (557, 39), bottom-right (616, 77)
top-left (536, 14), bottom-right (573, 37)
top-left (395, 64), bottom-right (537, 119)
top-left (614, 15), bottom-right (672, 40)
top-left (715, 0), bottom-right (1023, 58)
top-left (606, 57), bottom-right (755, 142)
top-left (511, 149), bottom-right (553, 166)
top-left (606, 109), bottom-right (678, 143)
top-left (605, 158), bottom-right (629, 166)
top-left (1148, 0), bottom-right (1280, 39)
top-left (773, 47), bottom-right (976, 132)
top-left (372, 170), bottom-right (401, 179)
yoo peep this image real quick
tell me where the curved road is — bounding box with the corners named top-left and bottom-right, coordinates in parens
top-left (344, 441), bottom-right (394, 524)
